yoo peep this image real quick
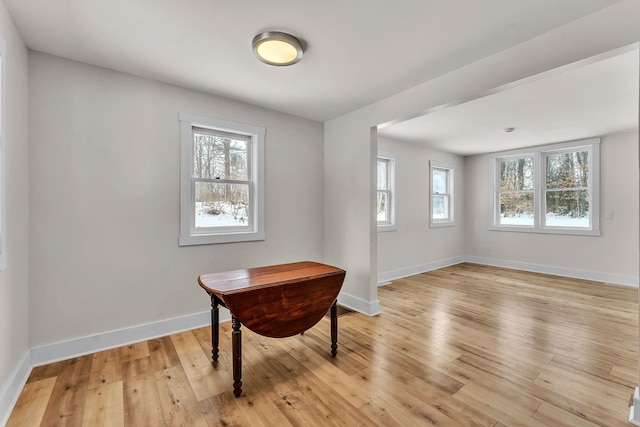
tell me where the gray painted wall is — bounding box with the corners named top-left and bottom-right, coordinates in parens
top-left (28, 52), bottom-right (325, 347)
top-left (0, 0), bottom-right (29, 417)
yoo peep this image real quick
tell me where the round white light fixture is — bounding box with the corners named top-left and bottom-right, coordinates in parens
top-left (252, 31), bottom-right (304, 66)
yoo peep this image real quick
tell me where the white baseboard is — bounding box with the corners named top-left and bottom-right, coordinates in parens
top-left (377, 255), bottom-right (638, 288)
top-left (0, 350), bottom-right (32, 427)
top-left (630, 388), bottom-right (640, 426)
top-left (465, 256), bottom-right (639, 287)
top-left (377, 256), bottom-right (466, 284)
top-left (31, 309), bottom-right (228, 367)
top-left (338, 292), bottom-right (381, 316)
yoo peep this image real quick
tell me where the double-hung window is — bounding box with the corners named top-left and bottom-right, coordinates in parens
top-left (430, 162), bottom-right (455, 227)
top-left (377, 156), bottom-right (397, 231)
top-left (179, 113), bottom-right (265, 245)
top-left (490, 138), bottom-right (599, 235)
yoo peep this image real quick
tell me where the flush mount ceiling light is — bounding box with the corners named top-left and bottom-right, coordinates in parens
top-left (252, 31), bottom-right (304, 66)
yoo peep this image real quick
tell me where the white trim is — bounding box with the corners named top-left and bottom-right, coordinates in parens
top-left (338, 292), bottom-right (381, 316)
top-left (465, 256), bottom-right (638, 287)
top-left (377, 224), bottom-right (398, 232)
top-left (377, 256), bottom-right (466, 284)
top-left (430, 161), bottom-right (455, 227)
top-left (377, 255), bottom-right (638, 287)
top-left (488, 138), bottom-right (600, 236)
top-left (630, 388), bottom-right (640, 426)
top-left (31, 310), bottom-right (225, 367)
top-left (0, 350), bottom-right (31, 427)
top-left (376, 154), bottom-right (396, 230)
top-left (179, 112), bottom-right (265, 246)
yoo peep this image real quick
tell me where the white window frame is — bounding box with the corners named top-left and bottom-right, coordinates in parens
top-left (179, 113), bottom-right (265, 245)
top-left (0, 37), bottom-right (6, 270)
top-left (377, 154), bottom-right (397, 232)
top-left (489, 138), bottom-right (600, 236)
top-left (430, 161), bottom-right (455, 227)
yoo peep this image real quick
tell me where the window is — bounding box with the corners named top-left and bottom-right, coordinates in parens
top-left (430, 162), bottom-right (455, 227)
top-left (179, 113), bottom-right (265, 245)
top-left (497, 156), bottom-right (534, 226)
top-left (377, 155), bottom-right (397, 231)
top-left (490, 138), bottom-right (600, 235)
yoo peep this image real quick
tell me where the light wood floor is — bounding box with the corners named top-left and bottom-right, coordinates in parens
top-left (7, 263), bottom-right (639, 426)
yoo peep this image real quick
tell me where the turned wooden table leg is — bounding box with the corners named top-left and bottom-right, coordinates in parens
top-left (210, 294), bottom-right (219, 362)
top-left (330, 300), bottom-right (338, 357)
top-left (232, 316), bottom-right (243, 397)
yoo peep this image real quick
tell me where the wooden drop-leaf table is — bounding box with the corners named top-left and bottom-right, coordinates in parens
top-left (198, 261), bottom-right (346, 397)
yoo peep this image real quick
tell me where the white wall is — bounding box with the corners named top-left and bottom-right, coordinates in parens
top-left (324, 120), bottom-right (378, 314)
top-left (324, 1), bottom-right (640, 315)
top-left (28, 52), bottom-right (325, 348)
top-left (0, 0), bottom-right (29, 420)
top-left (377, 137), bottom-right (465, 281)
top-left (465, 131), bottom-right (639, 284)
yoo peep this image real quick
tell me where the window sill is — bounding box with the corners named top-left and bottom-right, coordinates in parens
top-left (430, 221), bottom-right (456, 228)
top-left (179, 231), bottom-right (266, 246)
top-left (488, 225), bottom-right (600, 236)
top-left (377, 224), bottom-right (398, 232)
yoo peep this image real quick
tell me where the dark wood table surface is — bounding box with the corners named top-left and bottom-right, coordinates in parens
top-left (198, 261), bottom-right (346, 397)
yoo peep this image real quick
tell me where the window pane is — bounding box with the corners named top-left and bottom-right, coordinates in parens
top-left (193, 131), bottom-right (248, 180)
top-left (432, 195), bottom-right (448, 219)
top-left (195, 182), bottom-right (250, 228)
top-left (546, 151), bottom-right (589, 189)
top-left (377, 159), bottom-right (388, 190)
top-left (499, 192), bottom-right (534, 225)
top-left (500, 157), bottom-right (534, 191)
top-left (545, 189), bottom-right (589, 227)
top-left (432, 169), bottom-right (447, 194)
top-left (377, 191), bottom-right (388, 222)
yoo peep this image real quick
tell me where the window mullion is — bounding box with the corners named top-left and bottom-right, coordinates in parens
top-left (535, 151), bottom-right (542, 228)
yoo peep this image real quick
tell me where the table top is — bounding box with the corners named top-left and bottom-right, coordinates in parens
top-left (198, 261), bottom-right (346, 338)
top-left (198, 261), bottom-right (345, 296)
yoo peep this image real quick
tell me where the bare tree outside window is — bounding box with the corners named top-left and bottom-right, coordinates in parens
top-left (545, 150), bottom-right (589, 227)
top-left (499, 157), bottom-right (534, 226)
top-left (193, 129), bottom-right (250, 229)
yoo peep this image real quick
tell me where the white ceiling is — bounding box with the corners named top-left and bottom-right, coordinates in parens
top-left (4, 0), bottom-right (631, 127)
top-left (378, 47), bottom-right (639, 155)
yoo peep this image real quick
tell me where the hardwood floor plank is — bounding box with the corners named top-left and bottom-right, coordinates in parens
top-left (6, 377), bottom-right (56, 427)
top-left (199, 391), bottom-right (251, 427)
top-left (120, 341), bottom-right (150, 363)
top-left (122, 357), bottom-right (165, 426)
top-left (148, 336), bottom-right (182, 372)
top-left (88, 347), bottom-right (123, 390)
top-left (532, 402), bottom-right (601, 427)
top-left (154, 366), bottom-right (208, 427)
top-left (359, 397), bottom-right (423, 427)
top-left (276, 336), bottom-right (378, 409)
top-left (81, 380), bottom-right (124, 426)
top-left (274, 390), bottom-right (339, 427)
top-left (39, 355), bottom-right (93, 426)
top-left (171, 330), bottom-right (230, 401)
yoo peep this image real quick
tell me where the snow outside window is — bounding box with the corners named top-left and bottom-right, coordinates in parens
top-left (489, 138), bottom-right (600, 236)
top-left (179, 113), bottom-right (265, 245)
top-left (430, 162), bottom-right (455, 227)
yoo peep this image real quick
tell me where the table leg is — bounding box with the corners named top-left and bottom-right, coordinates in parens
top-left (330, 300), bottom-right (338, 357)
top-left (210, 294), bottom-right (219, 362)
top-left (232, 316), bottom-right (242, 397)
